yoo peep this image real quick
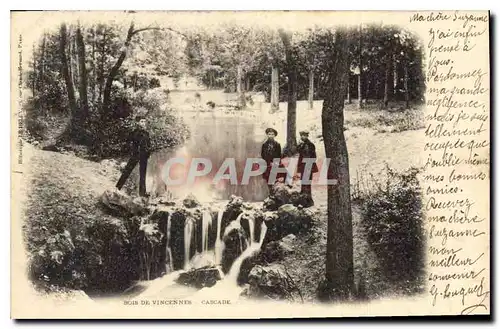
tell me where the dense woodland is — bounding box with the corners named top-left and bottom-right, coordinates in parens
top-left (26, 21), bottom-right (424, 157)
top-left (24, 21), bottom-right (425, 302)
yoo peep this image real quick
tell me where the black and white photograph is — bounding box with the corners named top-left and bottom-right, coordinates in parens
top-left (10, 10), bottom-right (490, 319)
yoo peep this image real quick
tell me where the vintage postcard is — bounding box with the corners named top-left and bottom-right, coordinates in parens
top-left (10, 10), bottom-right (490, 319)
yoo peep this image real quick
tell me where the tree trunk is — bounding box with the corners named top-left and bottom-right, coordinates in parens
top-left (346, 74), bottom-right (351, 104)
top-left (279, 29), bottom-right (297, 155)
top-left (32, 44), bottom-right (36, 97)
top-left (404, 59), bottom-right (410, 109)
top-left (98, 32), bottom-right (106, 105)
top-left (270, 63), bottom-right (279, 112)
top-left (236, 64), bottom-right (245, 108)
top-left (357, 24), bottom-right (363, 109)
top-left (245, 75), bottom-right (250, 92)
top-left (383, 55), bottom-right (390, 108)
top-left (73, 31), bottom-right (79, 93)
top-left (76, 25), bottom-right (89, 122)
top-left (91, 27), bottom-right (96, 106)
top-left (38, 34), bottom-right (46, 94)
top-left (393, 53), bottom-right (398, 95)
top-left (59, 24), bottom-right (78, 124)
top-left (308, 68), bottom-right (314, 110)
top-left (321, 28), bottom-right (354, 302)
top-left (102, 23), bottom-right (134, 118)
top-left (101, 23), bottom-right (160, 118)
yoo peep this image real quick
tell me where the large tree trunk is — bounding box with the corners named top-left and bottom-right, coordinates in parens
top-left (236, 64), bottom-right (245, 108)
top-left (321, 28), bottom-right (354, 302)
top-left (404, 59), bottom-right (410, 109)
top-left (270, 63), bottom-right (279, 113)
top-left (279, 29), bottom-right (297, 155)
top-left (383, 55), bottom-right (390, 108)
top-left (76, 25), bottom-right (89, 122)
top-left (59, 24), bottom-right (78, 125)
top-left (357, 24), bottom-right (363, 109)
top-left (308, 68), bottom-right (314, 110)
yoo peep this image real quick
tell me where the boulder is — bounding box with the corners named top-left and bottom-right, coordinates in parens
top-left (176, 266), bottom-right (222, 289)
top-left (182, 193), bottom-right (200, 208)
top-left (221, 221), bottom-right (248, 273)
top-left (247, 264), bottom-right (294, 300)
top-left (263, 197), bottom-right (279, 211)
top-left (99, 189), bottom-right (150, 218)
top-left (273, 181), bottom-right (301, 205)
top-left (261, 234), bottom-right (295, 262)
top-left (265, 181), bottom-right (315, 209)
top-left (264, 204), bottom-right (314, 241)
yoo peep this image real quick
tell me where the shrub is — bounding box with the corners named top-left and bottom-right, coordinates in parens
top-left (359, 166), bottom-right (425, 284)
top-left (96, 87), bottom-right (190, 159)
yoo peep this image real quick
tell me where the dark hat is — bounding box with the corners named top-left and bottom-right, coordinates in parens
top-left (299, 130), bottom-right (309, 136)
top-left (265, 128), bottom-right (278, 136)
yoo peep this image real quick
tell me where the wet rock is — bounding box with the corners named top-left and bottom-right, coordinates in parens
top-left (264, 204), bottom-right (314, 241)
top-left (99, 189), bottom-right (150, 218)
top-left (261, 234), bottom-right (295, 262)
top-left (220, 197), bottom-right (244, 236)
top-left (221, 222), bottom-right (248, 273)
top-left (176, 266), bottom-right (222, 289)
top-left (237, 251), bottom-right (264, 285)
top-left (168, 209), bottom-right (189, 270)
top-left (239, 210), bottom-right (264, 245)
top-left (263, 197), bottom-right (279, 211)
top-left (183, 193), bottom-right (200, 208)
top-left (228, 195), bottom-right (244, 208)
top-left (247, 264), bottom-right (294, 300)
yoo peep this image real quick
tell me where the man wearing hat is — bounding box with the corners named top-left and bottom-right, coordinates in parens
top-left (116, 114), bottom-right (152, 197)
top-left (297, 130), bottom-right (318, 206)
top-left (261, 128), bottom-right (282, 195)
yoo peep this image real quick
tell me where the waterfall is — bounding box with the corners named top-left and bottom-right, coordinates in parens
top-left (166, 215), bottom-right (174, 273)
top-left (214, 209), bottom-right (224, 265)
top-left (226, 222), bottom-right (267, 284)
top-left (223, 213), bottom-right (245, 237)
top-left (202, 211), bottom-right (211, 253)
top-left (183, 218), bottom-right (195, 270)
top-left (247, 217), bottom-right (255, 245)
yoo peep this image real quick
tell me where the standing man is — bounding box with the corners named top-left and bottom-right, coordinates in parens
top-left (261, 128), bottom-right (282, 196)
top-left (297, 130), bottom-right (318, 206)
top-left (116, 115), bottom-right (152, 197)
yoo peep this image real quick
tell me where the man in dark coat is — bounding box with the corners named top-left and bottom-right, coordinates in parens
top-left (116, 115), bottom-right (152, 197)
top-left (297, 130), bottom-right (318, 206)
top-left (261, 128), bottom-right (282, 195)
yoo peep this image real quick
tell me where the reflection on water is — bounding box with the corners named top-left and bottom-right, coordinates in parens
top-left (148, 113), bottom-right (268, 202)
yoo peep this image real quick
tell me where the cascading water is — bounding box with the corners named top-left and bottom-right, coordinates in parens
top-left (226, 222), bottom-right (267, 284)
top-left (201, 211), bottom-right (211, 253)
top-left (134, 209), bottom-right (269, 302)
top-left (183, 218), bottom-right (195, 270)
top-left (214, 209), bottom-right (224, 265)
top-left (166, 215), bottom-right (174, 273)
top-left (247, 217), bottom-right (255, 245)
